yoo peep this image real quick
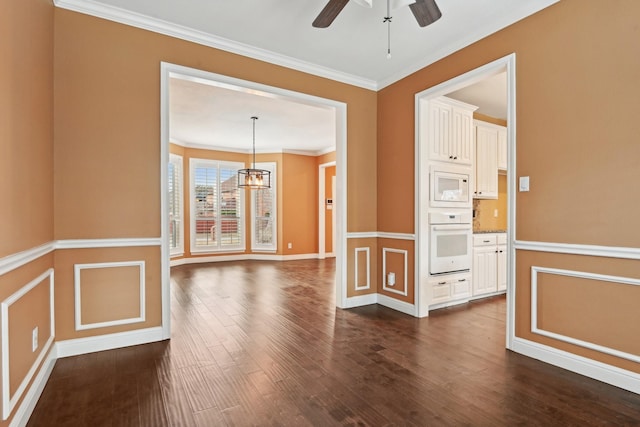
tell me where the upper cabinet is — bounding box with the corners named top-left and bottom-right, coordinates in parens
top-left (474, 120), bottom-right (506, 199)
top-left (427, 96), bottom-right (478, 165)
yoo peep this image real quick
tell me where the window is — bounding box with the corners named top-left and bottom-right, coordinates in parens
top-left (168, 154), bottom-right (184, 256)
top-left (190, 159), bottom-right (244, 253)
top-left (251, 162), bottom-right (277, 252)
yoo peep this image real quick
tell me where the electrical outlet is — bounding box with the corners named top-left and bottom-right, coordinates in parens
top-left (32, 327), bottom-right (38, 352)
top-left (287, 243), bottom-right (292, 249)
top-left (494, 209), bottom-right (499, 218)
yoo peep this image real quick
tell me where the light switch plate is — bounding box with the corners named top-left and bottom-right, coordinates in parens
top-left (519, 176), bottom-right (530, 192)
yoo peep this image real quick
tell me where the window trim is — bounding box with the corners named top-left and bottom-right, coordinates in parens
top-left (250, 162), bottom-right (277, 253)
top-left (168, 153), bottom-right (184, 257)
top-left (189, 158), bottom-right (245, 254)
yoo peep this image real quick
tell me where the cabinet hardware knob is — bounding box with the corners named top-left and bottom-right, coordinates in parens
top-left (449, 156), bottom-right (453, 159)
top-left (458, 279), bottom-right (466, 282)
top-left (454, 156), bottom-right (458, 159)
top-left (438, 281), bottom-right (446, 285)
top-left (483, 240), bottom-right (490, 243)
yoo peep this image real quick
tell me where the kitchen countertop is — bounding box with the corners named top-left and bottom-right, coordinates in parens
top-left (473, 229), bottom-right (507, 234)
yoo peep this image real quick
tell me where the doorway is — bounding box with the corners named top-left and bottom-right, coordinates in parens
top-left (414, 54), bottom-right (516, 348)
top-left (159, 63), bottom-right (349, 339)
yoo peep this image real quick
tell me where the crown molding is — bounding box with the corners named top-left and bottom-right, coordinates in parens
top-left (170, 140), bottom-right (334, 157)
top-left (53, 0), bottom-right (378, 91)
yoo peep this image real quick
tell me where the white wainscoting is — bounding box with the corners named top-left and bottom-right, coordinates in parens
top-left (354, 247), bottom-right (371, 291)
top-left (531, 266), bottom-right (640, 364)
top-left (382, 247), bottom-right (408, 297)
top-left (74, 261), bottom-right (146, 331)
top-left (1, 269), bottom-right (55, 421)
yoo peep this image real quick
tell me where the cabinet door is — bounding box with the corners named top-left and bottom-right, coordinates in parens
top-left (474, 124), bottom-right (498, 199)
top-left (451, 107), bottom-right (474, 165)
top-left (497, 244), bottom-right (507, 291)
top-left (497, 127), bottom-right (508, 171)
top-left (472, 246), bottom-right (498, 296)
top-left (428, 101), bottom-right (452, 162)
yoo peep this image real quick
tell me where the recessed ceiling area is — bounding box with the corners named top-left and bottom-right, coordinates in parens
top-left (169, 75), bottom-right (337, 154)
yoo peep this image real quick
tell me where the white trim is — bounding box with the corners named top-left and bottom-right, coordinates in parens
top-left (74, 261), bottom-right (146, 331)
top-left (377, 294), bottom-right (416, 316)
top-left (168, 153), bottom-right (185, 257)
top-left (1, 269), bottom-right (55, 421)
top-left (382, 248), bottom-right (408, 296)
top-left (53, 0), bottom-right (376, 90)
top-left (346, 232), bottom-right (378, 239)
top-left (169, 253), bottom-right (320, 267)
top-left (55, 238), bottom-right (161, 249)
top-left (7, 345), bottom-right (56, 427)
top-left (343, 294), bottom-right (378, 308)
top-left (515, 240), bottom-right (640, 260)
top-left (250, 162), bottom-right (277, 252)
top-left (354, 247), bottom-right (371, 291)
top-left (512, 337), bottom-right (640, 395)
top-left (0, 242), bottom-right (55, 276)
top-left (530, 266), bottom-right (640, 364)
top-left (346, 232), bottom-right (415, 240)
top-left (55, 327), bottom-right (165, 358)
top-left (170, 139), bottom-right (335, 157)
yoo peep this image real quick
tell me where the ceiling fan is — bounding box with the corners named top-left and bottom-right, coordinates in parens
top-left (312, 0), bottom-right (442, 28)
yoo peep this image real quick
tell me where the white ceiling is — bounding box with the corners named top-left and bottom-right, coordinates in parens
top-left (447, 72), bottom-right (507, 120)
top-left (57, 0), bottom-right (553, 151)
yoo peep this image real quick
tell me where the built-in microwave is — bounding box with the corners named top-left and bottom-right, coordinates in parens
top-left (430, 167), bottom-right (471, 207)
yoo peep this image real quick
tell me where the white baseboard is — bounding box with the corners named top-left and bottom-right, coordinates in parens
top-left (56, 326), bottom-right (165, 358)
top-left (9, 348), bottom-right (57, 427)
top-left (170, 252), bottom-right (320, 267)
top-left (343, 294), bottom-right (377, 308)
top-left (512, 337), bottom-right (640, 394)
top-left (377, 294), bottom-right (416, 316)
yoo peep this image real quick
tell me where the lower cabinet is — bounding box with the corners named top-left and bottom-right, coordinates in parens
top-left (472, 233), bottom-right (507, 297)
top-left (429, 272), bottom-right (472, 306)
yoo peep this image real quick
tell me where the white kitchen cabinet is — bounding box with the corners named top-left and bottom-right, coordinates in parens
top-left (427, 96), bottom-right (477, 165)
top-left (473, 121), bottom-right (499, 199)
top-left (472, 233), bottom-right (507, 297)
top-left (497, 127), bottom-right (508, 171)
top-left (428, 272), bottom-right (472, 306)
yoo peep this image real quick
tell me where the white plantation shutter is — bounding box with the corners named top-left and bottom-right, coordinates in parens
top-left (168, 154), bottom-right (184, 256)
top-left (190, 159), bottom-right (244, 253)
top-left (251, 162), bottom-right (277, 251)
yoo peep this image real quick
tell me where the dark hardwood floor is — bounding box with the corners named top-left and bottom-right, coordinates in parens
top-left (28, 259), bottom-right (640, 426)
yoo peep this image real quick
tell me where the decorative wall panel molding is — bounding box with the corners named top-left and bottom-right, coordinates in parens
top-left (354, 247), bottom-right (371, 291)
top-left (531, 266), bottom-right (640, 364)
top-left (74, 261), bottom-right (146, 331)
top-left (515, 240), bottom-right (640, 260)
top-left (382, 247), bottom-right (408, 296)
top-left (1, 269), bottom-right (55, 420)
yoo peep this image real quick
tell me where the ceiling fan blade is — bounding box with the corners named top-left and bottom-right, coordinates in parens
top-left (312, 0), bottom-right (350, 28)
top-left (409, 0), bottom-right (442, 27)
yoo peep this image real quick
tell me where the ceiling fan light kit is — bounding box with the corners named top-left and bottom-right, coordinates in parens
top-left (313, 0), bottom-right (442, 58)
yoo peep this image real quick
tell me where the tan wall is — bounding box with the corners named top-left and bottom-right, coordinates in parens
top-left (377, 0), bottom-right (640, 372)
top-left (0, 0), bottom-right (55, 424)
top-left (282, 153), bottom-right (318, 255)
top-left (0, 0), bottom-right (54, 257)
top-left (54, 246), bottom-right (162, 340)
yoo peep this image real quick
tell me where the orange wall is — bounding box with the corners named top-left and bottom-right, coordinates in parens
top-left (282, 153), bottom-right (318, 255)
top-left (0, 0), bottom-right (55, 424)
top-left (0, 0), bottom-right (54, 256)
top-left (377, 0), bottom-right (640, 372)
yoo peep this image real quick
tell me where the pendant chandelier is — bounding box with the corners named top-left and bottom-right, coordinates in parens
top-left (238, 116), bottom-right (271, 189)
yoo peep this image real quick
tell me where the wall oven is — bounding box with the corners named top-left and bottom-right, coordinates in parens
top-left (429, 212), bottom-right (472, 275)
top-left (430, 166), bottom-right (471, 207)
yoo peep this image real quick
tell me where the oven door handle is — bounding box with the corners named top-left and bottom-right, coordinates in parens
top-left (431, 225), bottom-right (471, 231)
